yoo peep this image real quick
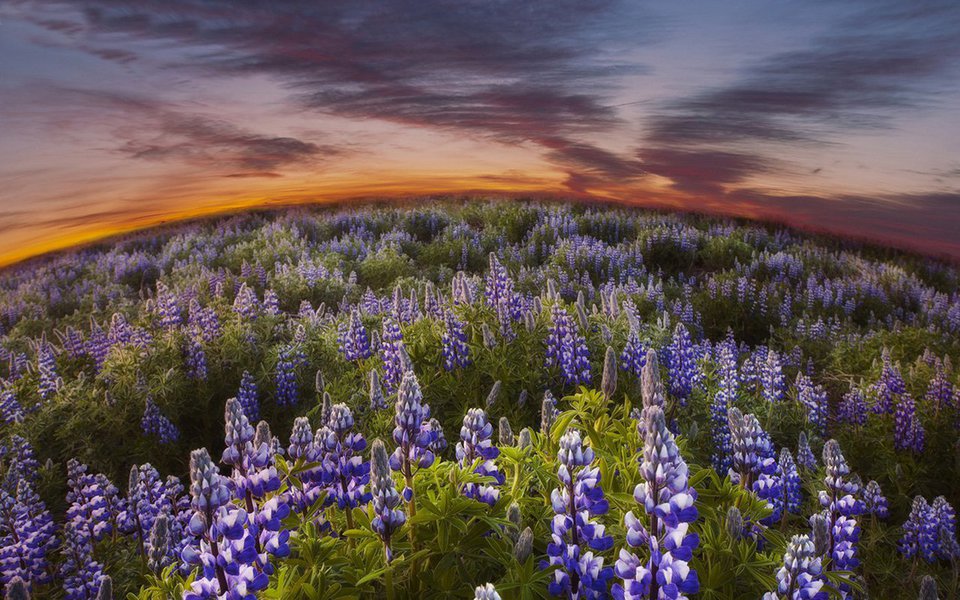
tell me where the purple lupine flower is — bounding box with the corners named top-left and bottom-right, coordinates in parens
top-left (0, 481), bottom-right (57, 586)
top-left (285, 417), bottom-right (325, 512)
top-left (761, 350), bottom-right (785, 404)
top-left (900, 496), bottom-right (938, 563)
top-left (232, 283), bottom-right (260, 321)
top-left (181, 448), bottom-right (269, 600)
top-left (838, 387), bottom-right (867, 427)
top-left (59, 519), bottom-right (105, 600)
top-left (0, 386), bottom-right (23, 425)
top-left (370, 439), bottom-right (405, 563)
top-left (620, 328), bottom-right (647, 380)
top-left (236, 371), bottom-right (260, 422)
top-left (3, 436), bottom-right (39, 492)
top-left (796, 432), bottom-right (817, 471)
top-left (663, 323), bottom-right (697, 405)
top-left (541, 390), bottom-right (559, 434)
top-left (932, 496), bottom-right (960, 561)
top-left (262, 289), bottom-right (280, 316)
top-left (441, 309), bottom-right (471, 371)
top-left (317, 404), bottom-right (371, 511)
top-left (818, 440), bottom-right (862, 578)
top-left (485, 254), bottom-right (521, 342)
top-left (544, 429), bottom-right (613, 599)
top-left (188, 299), bottom-right (221, 344)
top-left (926, 361), bottom-right (954, 414)
top-left (36, 342), bottom-right (59, 401)
top-left (763, 534), bottom-right (827, 600)
top-left (390, 370), bottom-right (437, 503)
top-left (380, 317), bottom-right (406, 394)
top-left (545, 304), bottom-right (591, 388)
top-left (183, 335), bottom-right (207, 382)
top-left (65, 459), bottom-right (115, 545)
top-left (779, 449), bottom-right (802, 515)
top-left (862, 481), bottom-right (889, 519)
top-left (711, 341), bottom-right (737, 475)
top-left (154, 282), bottom-right (183, 329)
top-left (893, 393), bottom-right (925, 454)
top-left (119, 464), bottom-right (168, 560)
top-left (275, 343), bottom-right (306, 407)
top-left (424, 417), bottom-right (447, 456)
top-left (614, 405), bottom-right (699, 600)
top-left (455, 408), bottom-right (504, 506)
top-left (795, 374), bottom-right (827, 437)
top-left (141, 400), bottom-right (180, 444)
top-left (337, 310), bottom-right (372, 362)
top-left (870, 349), bottom-right (905, 415)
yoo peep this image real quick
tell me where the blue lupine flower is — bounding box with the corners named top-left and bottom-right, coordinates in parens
top-left (455, 408), bottom-right (504, 507)
top-left (795, 374), bottom-right (827, 437)
top-left (390, 371), bottom-right (437, 503)
top-left (925, 360), bottom-right (954, 414)
top-left (380, 317), bottom-right (407, 394)
top-left (900, 496), bottom-right (938, 563)
top-left (485, 254), bottom-right (521, 342)
top-left (663, 323), bottom-right (697, 405)
top-left (544, 429), bottom-right (614, 599)
top-left (614, 406), bottom-right (699, 600)
top-left (370, 439), bottom-right (405, 563)
top-left (870, 349), bottom-right (905, 415)
top-left (779, 449), bottom-right (802, 515)
top-left (236, 371), bottom-right (260, 422)
top-left (763, 534), bottom-right (827, 600)
top-left (711, 341), bottom-right (737, 475)
top-left (796, 432), bottom-right (817, 472)
top-left (3, 436), bottom-right (39, 493)
top-left (863, 481), bottom-right (889, 519)
top-left (317, 404), bottom-right (371, 510)
top-left (119, 464), bottom-right (168, 559)
top-left (275, 343), bottom-right (306, 407)
top-left (65, 459), bottom-right (115, 545)
top-left (183, 335), bottom-right (207, 382)
top-left (838, 387), bottom-right (867, 427)
top-left (0, 481), bottom-right (58, 586)
top-left (545, 304), bottom-right (591, 388)
top-left (141, 400), bottom-right (180, 444)
top-left (728, 408), bottom-right (781, 524)
top-left (819, 440), bottom-right (862, 577)
top-left (0, 386), bottom-right (23, 425)
top-left (59, 520), bottom-right (105, 600)
top-left (181, 448), bottom-right (269, 600)
top-left (337, 310), bottom-right (372, 362)
top-left (285, 417), bottom-right (325, 512)
top-left (932, 496), bottom-right (960, 561)
top-left (441, 309), bottom-right (471, 371)
top-left (761, 350), bottom-right (785, 404)
top-left (619, 329), bottom-right (647, 380)
top-left (36, 342), bottom-right (59, 401)
top-left (232, 283), bottom-right (260, 321)
top-left (893, 393), bottom-right (925, 454)
top-left (154, 282), bottom-right (183, 329)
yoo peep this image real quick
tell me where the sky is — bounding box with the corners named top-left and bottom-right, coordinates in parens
top-left (1, 0), bottom-right (959, 265)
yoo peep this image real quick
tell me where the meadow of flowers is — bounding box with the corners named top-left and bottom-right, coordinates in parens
top-left (0, 200), bottom-right (958, 599)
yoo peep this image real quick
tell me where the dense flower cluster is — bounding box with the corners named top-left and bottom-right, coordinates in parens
top-left (337, 310), bottom-right (372, 362)
top-left (441, 309), bottom-right (472, 371)
top-left (390, 371), bottom-right (438, 502)
top-left (380, 317), bottom-right (407, 394)
top-left (762, 535), bottom-right (826, 600)
top-left (141, 399), bottom-right (180, 444)
top-left (662, 323), bottom-right (698, 405)
top-left (545, 304), bottom-right (592, 387)
top-left (275, 343), bottom-right (307, 407)
top-left (455, 408), bottom-right (503, 506)
top-left (819, 440), bottom-right (862, 581)
top-left (545, 429), bottom-right (613, 599)
top-left (728, 408), bottom-right (782, 524)
top-left (370, 439), bottom-right (405, 563)
top-left (317, 403), bottom-right (371, 511)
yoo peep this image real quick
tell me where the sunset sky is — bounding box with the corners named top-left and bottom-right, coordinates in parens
top-left (2, 0), bottom-right (959, 265)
